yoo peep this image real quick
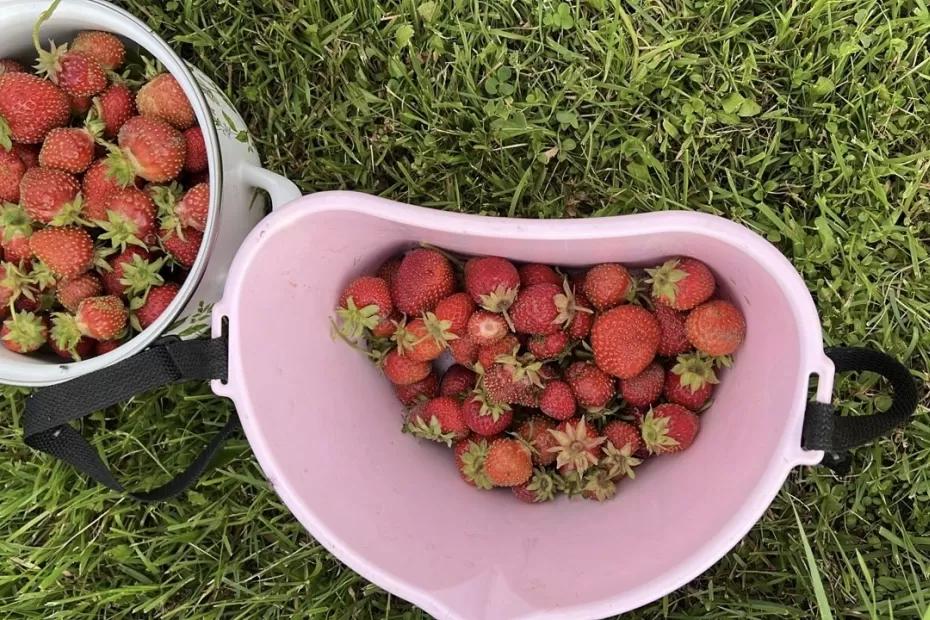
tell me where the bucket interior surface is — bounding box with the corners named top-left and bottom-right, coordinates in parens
top-left (224, 200), bottom-right (810, 618)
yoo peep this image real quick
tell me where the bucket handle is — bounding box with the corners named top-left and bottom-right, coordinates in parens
top-left (22, 335), bottom-right (233, 502)
top-left (802, 347), bottom-right (919, 474)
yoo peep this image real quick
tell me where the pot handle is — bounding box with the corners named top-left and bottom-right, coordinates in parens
top-left (802, 347), bottom-right (919, 474)
top-left (240, 163), bottom-right (302, 210)
top-left (22, 335), bottom-right (234, 502)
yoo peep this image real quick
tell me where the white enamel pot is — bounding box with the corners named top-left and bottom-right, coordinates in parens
top-left (0, 0), bottom-right (301, 386)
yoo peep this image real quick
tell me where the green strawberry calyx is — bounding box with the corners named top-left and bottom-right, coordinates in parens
top-left (671, 352), bottom-right (719, 392)
top-left (458, 439), bottom-right (493, 490)
top-left (547, 417), bottom-right (605, 474)
top-left (601, 440), bottom-right (643, 480)
top-left (525, 467), bottom-right (560, 502)
top-left (404, 413), bottom-right (457, 447)
top-left (582, 467), bottom-right (618, 502)
top-left (50, 194), bottom-right (91, 227)
top-left (554, 276), bottom-right (592, 327)
top-left (98, 211), bottom-right (147, 251)
top-left (3, 311), bottom-right (46, 351)
top-left (50, 313), bottom-right (83, 359)
top-left (640, 409), bottom-right (680, 454)
top-left (645, 259), bottom-right (687, 304)
top-left (336, 296), bottom-right (383, 342)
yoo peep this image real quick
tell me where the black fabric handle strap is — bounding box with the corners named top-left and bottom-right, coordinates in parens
top-left (22, 335), bottom-right (236, 502)
top-left (803, 346), bottom-right (919, 471)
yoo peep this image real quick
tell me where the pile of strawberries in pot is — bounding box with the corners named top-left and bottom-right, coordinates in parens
top-left (335, 248), bottom-right (747, 503)
top-left (0, 24), bottom-right (208, 359)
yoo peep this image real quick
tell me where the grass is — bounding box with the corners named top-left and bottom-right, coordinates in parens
top-left (2, 0), bottom-right (930, 617)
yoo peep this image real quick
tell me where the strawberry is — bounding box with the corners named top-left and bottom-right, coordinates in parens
top-left (392, 315), bottom-right (452, 362)
top-left (448, 335), bottom-right (479, 367)
top-left (394, 372), bottom-right (439, 406)
top-left (581, 467), bottom-right (618, 502)
top-left (454, 438), bottom-right (493, 489)
top-left (56, 272), bottom-right (103, 312)
top-left (510, 282), bottom-right (562, 335)
top-left (0, 60), bottom-right (25, 74)
top-left (434, 292), bottom-right (475, 336)
top-left (1, 311), bottom-right (47, 353)
top-left (95, 339), bottom-right (121, 355)
top-left (391, 248), bottom-right (455, 315)
top-left (39, 126), bottom-right (97, 174)
top-left (602, 420), bottom-right (645, 477)
top-left (175, 182), bottom-right (208, 231)
top-left (107, 116), bottom-right (186, 184)
top-left (132, 282), bottom-right (179, 329)
top-left (685, 300), bottom-right (746, 356)
top-left (564, 361), bottom-right (614, 409)
top-left (0, 261), bottom-right (32, 307)
top-left (0, 203), bottom-right (33, 264)
top-left (74, 295), bottom-right (127, 340)
top-left (29, 227), bottom-right (93, 278)
top-left (654, 303), bottom-right (691, 357)
top-left (93, 83), bottom-right (135, 139)
top-left (19, 167), bottom-right (80, 223)
top-left (476, 333), bottom-right (519, 368)
top-left (462, 392), bottom-right (513, 436)
top-left (182, 126), bottom-right (207, 173)
top-left (516, 415), bottom-right (558, 466)
top-left (547, 417), bottom-right (605, 474)
top-left (591, 304), bottom-right (661, 379)
top-left (82, 159), bottom-right (129, 220)
top-left (102, 247), bottom-right (164, 299)
top-left (336, 275), bottom-right (392, 340)
top-left (464, 256), bottom-right (520, 313)
top-left (0, 73), bottom-right (70, 147)
top-left (71, 31), bottom-right (125, 71)
top-left (583, 263), bottom-right (632, 311)
top-left (603, 420), bottom-right (643, 456)
top-left (467, 310), bottom-right (508, 345)
top-left (485, 438), bottom-right (533, 486)
top-left (527, 330), bottom-right (569, 359)
top-left (35, 39), bottom-right (107, 97)
top-left (48, 322), bottom-right (95, 361)
top-left (482, 352), bottom-right (543, 406)
top-left (12, 144), bottom-right (39, 169)
top-left (512, 468), bottom-right (560, 503)
top-left (98, 188), bottom-right (157, 249)
top-left (641, 404), bottom-right (700, 454)
top-left (371, 313), bottom-right (399, 339)
top-left (439, 364), bottom-right (477, 397)
top-left (646, 257), bottom-right (715, 310)
top-left (665, 352), bottom-right (719, 410)
top-left (539, 379), bottom-right (577, 421)
top-left (0, 148), bottom-right (26, 202)
top-left (618, 361), bottom-right (664, 407)
top-left (382, 349), bottom-right (431, 385)
top-left (664, 370), bottom-right (713, 411)
top-left (518, 263), bottom-right (561, 287)
top-left (158, 227), bottom-right (202, 269)
top-left (566, 291), bottom-right (593, 340)
top-left (136, 73), bottom-right (196, 130)
top-left (376, 256), bottom-right (402, 289)
top-left (406, 396), bottom-right (469, 444)
top-left (68, 94), bottom-right (92, 116)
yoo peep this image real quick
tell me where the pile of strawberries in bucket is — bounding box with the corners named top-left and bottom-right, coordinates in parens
top-left (0, 15), bottom-right (207, 359)
top-left (335, 247), bottom-right (746, 503)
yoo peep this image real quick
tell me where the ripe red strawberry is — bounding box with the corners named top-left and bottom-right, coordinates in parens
top-left (133, 282), bottom-right (180, 329)
top-left (482, 354), bottom-right (543, 406)
top-left (454, 438), bottom-right (493, 489)
top-left (56, 272), bottom-right (103, 312)
top-left (564, 361), bottom-right (614, 409)
top-left (527, 330), bottom-right (569, 359)
top-left (0, 73), bottom-right (70, 147)
top-left (182, 126), bottom-right (207, 173)
top-left (393, 316), bottom-right (450, 362)
top-left (136, 73), bottom-right (196, 130)
top-left (39, 126), bottom-right (97, 174)
top-left (476, 333), bottom-right (519, 368)
top-left (175, 182), bottom-right (208, 231)
top-left (391, 248), bottom-right (455, 316)
top-left (516, 415), bottom-right (558, 466)
top-left (539, 379), bottom-right (577, 420)
top-left (464, 255), bottom-right (519, 313)
top-left (448, 335), bottom-right (479, 366)
top-left (510, 282), bottom-right (563, 335)
top-left (641, 404), bottom-right (700, 454)
top-left (71, 31), bottom-right (125, 71)
top-left (376, 256), bottom-right (402, 289)
top-left (654, 303), bottom-right (691, 357)
top-left (159, 227), bottom-right (202, 269)
top-left (1, 311), bottom-right (47, 353)
top-left (440, 364), bottom-right (477, 397)
top-left (336, 275), bottom-right (392, 339)
top-left (618, 361), bottom-right (664, 407)
top-left (512, 468), bottom-right (560, 503)
top-left (0, 262), bottom-right (32, 307)
top-left (434, 292), bottom-right (475, 336)
top-left (591, 304), bottom-right (661, 379)
top-left (518, 263), bottom-right (561, 287)
top-left (75, 295), bottom-right (127, 340)
top-left (485, 438), bottom-right (533, 486)
top-left (101, 247), bottom-right (160, 299)
top-left (29, 227), bottom-right (93, 278)
top-left (416, 396), bottom-right (469, 440)
top-left (548, 418), bottom-right (606, 474)
top-left (467, 310), bottom-right (508, 345)
top-left (0, 60), bottom-right (24, 74)
top-left (462, 393), bottom-right (513, 436)
top-left (82, 159), bottom-right (128, 220)
top-left (664, 369), bottom-right (713, 410)
top-left (686, 300), bottom-right (746, 356)
top-left (48, 325), bottom-right (95, 361)
top-left (68, 94), bottom-right (92, 116)
top-left (0, 208), bottom-right (32, 264)
top-left (98, 188), bottom-right (157, 248)
top-left (393, 372), bottom-right (439, 406)
top-left (646, 257), bottom-right (715, 310)
top-left (0, 148), bottom-right (26, 202)
top-left (382, 350), bottom-right (431, 385)
top-left (566, 291), bottom-right (593, 340)
top-left (20, 167), bottom-right (80, 223)
top-left (107, 116), bottom-right (186, 184)
top-left (35, 40), bottom-right (107, 97)
top-left (95, 339), bottom-right (120, 355)
top-left (371, 315), bottom-right (397, 339)
top-left (604, 420), bottom-right (643, 455)
top-left (583, 263), bottom-right (632, 310)
top-left (12, 143), bottom-right (39, 169)
top-left (94, 83), bottom-right (135, 139)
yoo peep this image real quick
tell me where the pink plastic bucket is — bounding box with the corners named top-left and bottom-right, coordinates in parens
top-left (22, 191), bottom-right (918, 619)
